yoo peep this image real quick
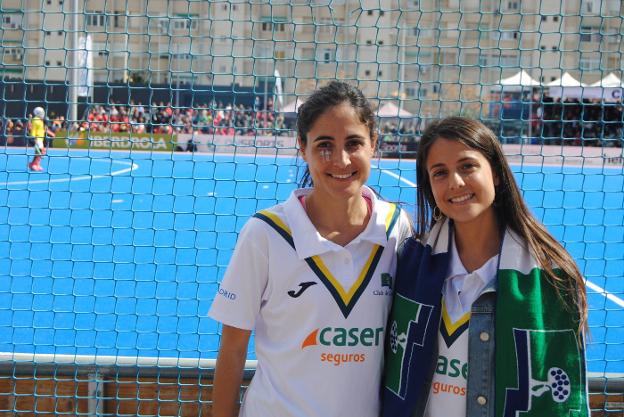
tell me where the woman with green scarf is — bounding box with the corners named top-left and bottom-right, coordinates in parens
top-left (382, 117), bottom-right (588, 417)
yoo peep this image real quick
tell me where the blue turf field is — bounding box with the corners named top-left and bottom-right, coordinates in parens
top-left (0, 148), bottom-right (622, 375)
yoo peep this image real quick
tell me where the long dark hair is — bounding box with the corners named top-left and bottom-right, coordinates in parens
top-left (416, 116), bottom-right (587, 332)
top-left (296, 81), bottom-right (376, 187)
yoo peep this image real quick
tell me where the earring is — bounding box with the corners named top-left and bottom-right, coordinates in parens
top-left (432, 206), bottom-right (443, 222)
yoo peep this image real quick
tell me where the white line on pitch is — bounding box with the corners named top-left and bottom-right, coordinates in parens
top-left (373, 164), bottom-right (417, 187)
top-left (1, 160), bottom-right (139, 186)
top-left (586, 280), bottom-right (624, 308)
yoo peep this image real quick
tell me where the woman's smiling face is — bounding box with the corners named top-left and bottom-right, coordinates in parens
top-left (299, 102), bottom-right (376, 200)
top-left (426, 137), bottom-right (498, 227)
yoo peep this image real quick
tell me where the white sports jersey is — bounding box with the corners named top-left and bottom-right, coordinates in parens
top-left (424, 299), bottom-right (470, 417)
top-left (209, 186), bottom-right (412, 417)
top-left (424, 237), bottom-right (498, 417)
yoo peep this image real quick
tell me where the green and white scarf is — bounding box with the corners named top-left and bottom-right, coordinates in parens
top-left (495, 224), bottom-right (588, 417)
top-left (382, 219), bottom-right (589, 417)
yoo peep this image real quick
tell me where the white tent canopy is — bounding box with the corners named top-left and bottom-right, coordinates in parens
top-left (495, 70), bottom-right (541, 90)
top-left (549, 73), bottom-right (624, 100)
top-left (377, 102), bottom-right (413, 118)
top-left (547, 73), bottom-right (587, 99)
top-left (590, 73), bottom-right (622, 87)
top-left (546, 72), bottom-right (585, 87)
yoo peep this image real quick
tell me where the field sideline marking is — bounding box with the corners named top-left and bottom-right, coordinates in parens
top-left (373, 164), bottom-right (417, 187)
top-left (586, 280), bottom-right (624, 308)
top-left (1, 159), bottom-right (138, 186)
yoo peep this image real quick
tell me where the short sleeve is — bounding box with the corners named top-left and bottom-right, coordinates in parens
top-left (208, 218), bottom-right (269, 330)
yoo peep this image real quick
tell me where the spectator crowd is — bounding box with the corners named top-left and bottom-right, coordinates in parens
top-left (535, 94), bottom-right (623, 147)
top-left (2, 96), bottom-right (622, 148)
top-left (78, 100), bottom-right (290, 137)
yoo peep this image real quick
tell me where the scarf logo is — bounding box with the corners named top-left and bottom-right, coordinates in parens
top-left (384, 295), bottom-right (434, 399)
top-left (503, 328), bottom-right (583, 417)
top-left (540, 367), bottom-right (571, 402)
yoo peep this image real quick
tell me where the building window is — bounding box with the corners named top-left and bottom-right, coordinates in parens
top-left (580, 26), bottom-right (600, 42)
top-left (172, 18), bottom-right (198, 31)
top-left (3, 48), bottom-right (23, 61)
top-left (86, 11), bottom-right (106, 27)
top-left (506, 1), bottom-right (519, 10)
top-left (2, 14), bottom-right (22, 29)
top-left (262, 21), bottom-right (285, 31)
top-left (501, 31), bottom-right (519, 40)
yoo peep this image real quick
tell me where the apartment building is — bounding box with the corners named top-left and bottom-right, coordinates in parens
top-left (1, 0), bottom-right (622, 115)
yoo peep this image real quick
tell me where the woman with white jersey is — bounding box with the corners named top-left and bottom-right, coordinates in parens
top-left (209, 81), bottom-right (412, 417)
